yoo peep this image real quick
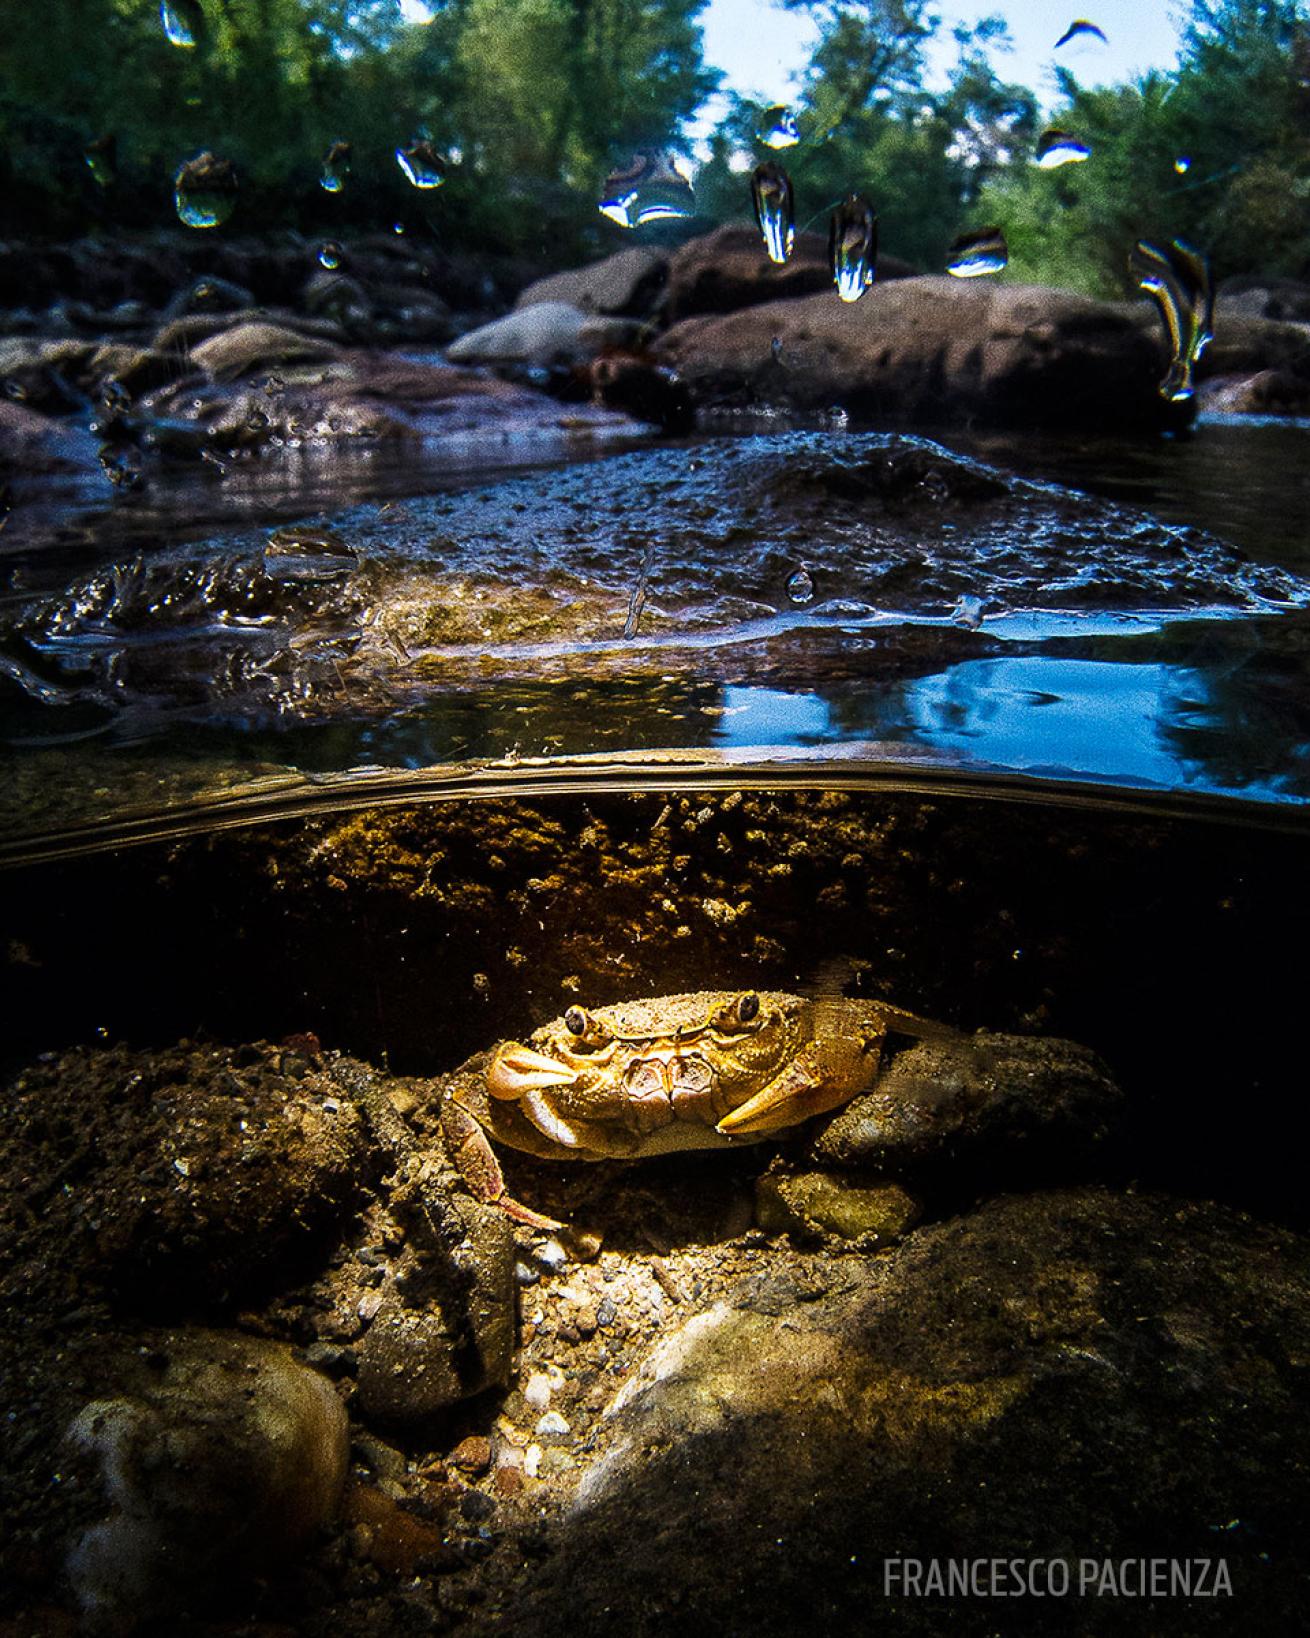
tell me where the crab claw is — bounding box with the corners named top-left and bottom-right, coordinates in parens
top-left (488, 1042), bottom-right (578, 1101)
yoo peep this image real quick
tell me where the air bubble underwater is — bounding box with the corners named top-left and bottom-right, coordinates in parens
top-left (320, 140), bottom-right (352, 194)
top-left (751, 163), bottom-right (795, 265)
top-left (83, 135), bottom-right (116, 189)
top-left (829, 196), bottom-right (877, 303)
top-left (1054, 19), bottom-right (1107, 49)
top-left (786, 568), bottom-right (816, 605)
top-left (1035, 129), bottom-right (1092, 169)
top-left (756, 106), bottom-right (800, 150)
top-left (318, 243), bottom-right (343, 271)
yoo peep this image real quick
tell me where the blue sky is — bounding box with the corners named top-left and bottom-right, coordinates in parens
top-left (400, 1), bottom-right (1184, 110)
top-left (700, 1), bottom-right (1184, 105)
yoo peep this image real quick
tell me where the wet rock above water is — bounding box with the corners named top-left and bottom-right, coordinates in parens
top-left (514, 246), bottom-right (668, 319)
top-left (4, 430), bottom-right (1302, 738)
top-left (505, 1189), bottom-right (1310, 1637)
top-left (662, 223), bottom-right (915, 324)
top-left (657, 276), bottom-right (1188, 431)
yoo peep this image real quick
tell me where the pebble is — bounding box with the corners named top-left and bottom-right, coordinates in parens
top-left (523, 1373), bottom-right (553, 1411)
top-left (536, 1410), bottom-right (570, 1437)
top-left (535, 1238), bottom-right (569, 1272)
top-left (595, 1297), bottom-right (617, 1328)
top-left (448, 1436), bottom-right (492, 1475)
top-left (524, 1444), bottom-right (544, 1478)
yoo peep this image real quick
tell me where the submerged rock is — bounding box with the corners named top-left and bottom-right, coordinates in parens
top-left (0, 1042), bottom-right (370, 1306)
top-left (508, 1189), bottom-right (1310, 1635)
top-left (65, 1330), bottom-right (348, 1632)
top-left (808, 1031), bottom-right (1124, 1186)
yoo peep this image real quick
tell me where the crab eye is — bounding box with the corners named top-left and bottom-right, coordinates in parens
top-left (736, 991), bottom-right (760, 1025)
top-left (564, 1006), bottom-right (589, 1036)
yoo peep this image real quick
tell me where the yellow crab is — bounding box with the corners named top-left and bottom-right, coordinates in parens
top-left (440, 989), bottom-right (948, 1227)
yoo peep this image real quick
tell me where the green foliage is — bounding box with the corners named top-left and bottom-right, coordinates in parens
top-left (0, 0), bottom-right (1306, 289)
top-left (975, 0), bottom-right (1310, 296)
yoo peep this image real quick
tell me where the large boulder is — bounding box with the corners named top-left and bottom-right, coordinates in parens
top-left (514, 247), bottom-right (668, 318)
top-left (506, 1189), bottom-right (1310, 1636)
top-left (655, 276), bottom-right (1186, 430)
top-left (663, 223), bottom-right (917, 324)
top-left (1216, 275), bottom-right (1310, 326)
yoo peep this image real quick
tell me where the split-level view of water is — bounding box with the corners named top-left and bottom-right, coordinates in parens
top-left (3, 3), bottom-right (1310, 1634)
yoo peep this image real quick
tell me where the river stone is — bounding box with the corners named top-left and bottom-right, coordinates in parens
top-left (514, 247), bottom-right (668, 318)
top-left (755, 1165), bottom-right (920, 1242)
top-left (0, 399), bottom-right (100, 475)
top-left (506, 1189), bottom-right (1310, 1636)
top-left (446, 301), bottom-right (640, 366)
top-left (807, 1031), bottom-right (1123, 1184)
top-left (354, 1193), bottom-right (517, 1425)
top-left (64, 1330), bottom-right (348, 1631)
top-left (160, 275), bottom-right (257, 321)
top-left (663, 223), bottom-right (918, 325)
top-left (189, 320), bottom-right (343, 382)
top-left (1216, 275), bottom-right (1310, 325)
top-left (0, 1042), bottom-right (370, 1305)
top-left (655, 276), bottom-right (1189, 431)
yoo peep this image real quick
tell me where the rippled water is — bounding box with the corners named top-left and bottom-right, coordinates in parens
top-left (3, 416), bottom-right (1310, 848)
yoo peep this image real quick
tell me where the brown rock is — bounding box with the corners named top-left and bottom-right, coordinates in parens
top-left (655, 275), bottom-right (1186, 430)
top-left (663, 223), bottom-right (916, 324)
top-left (189, 321), bottom-right (343, 382)
top-left (515, 246), bottom-right (668, 318)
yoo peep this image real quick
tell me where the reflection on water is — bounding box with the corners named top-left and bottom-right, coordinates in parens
top-left (4, 420), bottom-right (1310, 842)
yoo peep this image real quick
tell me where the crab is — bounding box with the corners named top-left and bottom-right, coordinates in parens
top-left (440, 989), bottom-right (950, 1228)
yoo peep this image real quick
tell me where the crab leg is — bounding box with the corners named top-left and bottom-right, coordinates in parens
top-left (441, 1098), bottom-right (565, 1231)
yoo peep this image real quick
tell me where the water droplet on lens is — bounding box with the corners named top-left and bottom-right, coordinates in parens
top-left (946, 225), bottom-right (1007, 278)
top-left (829, 196), bottom-right (877, 303)
top-left (756, 105), bottom-right (800, 149)
top-left (1129, 237), bottom-right (1213, 401)
top-left (1054, 18), bottom-right (1107, 48)
top-left (160, 0), bottom-right (203, 49)
top-left (83, 134), bottom-right (116, 189)
top-left (1174, 154), bottom-right (1191, 174)
top-left (751, 162), bottom-right (794, 265)
top-left (174, 151), bottom-right (237, 229)
top-left (598, 152), bottom-right (695, 228)
top-left (1035, 128), bottom-right (1091, 168)
top-left (396, 138), bottom-right (448, 189)
top-left (318, 242), bottom-right (343, 270)
top-left (786, 568), bottom-right (815, 605)
top-left (320, 139), bottom-right (352, 194)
